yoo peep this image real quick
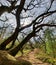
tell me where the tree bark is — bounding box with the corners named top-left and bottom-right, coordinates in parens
top-left (0, 0), bottom-right (25, 50)
top-left (9, 31), bottom-right (35, 56)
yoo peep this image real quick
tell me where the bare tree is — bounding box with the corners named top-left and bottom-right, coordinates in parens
top-left (0, 0), bottom-right (56, 56)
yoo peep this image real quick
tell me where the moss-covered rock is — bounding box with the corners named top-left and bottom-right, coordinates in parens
top-left (0, 50), bottom-right (32, 65)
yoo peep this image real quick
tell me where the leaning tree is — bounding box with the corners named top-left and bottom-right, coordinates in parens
top-left (0, 0), bottom-right (56, 56)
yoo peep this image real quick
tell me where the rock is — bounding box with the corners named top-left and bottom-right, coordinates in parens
top-left (0, 50), bottom-right (32, 65)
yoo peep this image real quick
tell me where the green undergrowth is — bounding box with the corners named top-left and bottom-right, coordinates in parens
top-left (35, 50), bottom-right (56, 65)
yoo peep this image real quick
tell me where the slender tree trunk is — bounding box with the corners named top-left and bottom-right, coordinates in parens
top-left (29, 40), bottom-right (34, 49)
top-left (0, 29), bottom-right (18, 50)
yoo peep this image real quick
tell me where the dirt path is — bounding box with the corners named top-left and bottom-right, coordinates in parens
top-left (28, 50), bottom-right (43, 65)
top-left (16, 49), bottom-right (51, 65)
top-left (27, 49), bottom-right (50, 65)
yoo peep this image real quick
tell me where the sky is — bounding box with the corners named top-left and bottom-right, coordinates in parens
top-left (0, 0), bottom-right (56, 38)
top-left (0, 0), bottom-right (56, 25)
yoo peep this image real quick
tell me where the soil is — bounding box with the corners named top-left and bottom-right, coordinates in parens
top-left (16, 48), bottom-right (52, 65)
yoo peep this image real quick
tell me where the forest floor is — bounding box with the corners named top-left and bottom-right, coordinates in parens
top-left (16, 48), bottom-right (52, 65)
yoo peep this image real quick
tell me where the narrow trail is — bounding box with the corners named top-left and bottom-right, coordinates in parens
top-left (17, 49), bottom-right (51, 65)
top-left (28, 50), bottom-right (43, 65)
top-left (27, 49), bottom-right (50, 65)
